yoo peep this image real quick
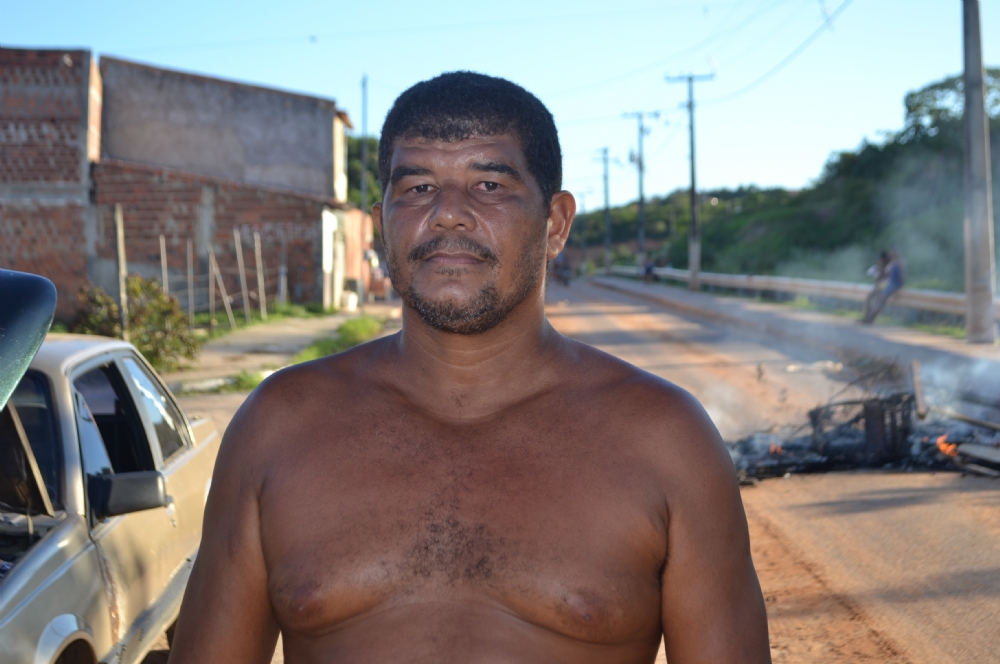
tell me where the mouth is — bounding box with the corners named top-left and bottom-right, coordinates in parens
top-left (408, 237), bottom-right (499, 267)
top-left (426, 252), bottom-right (485, 265)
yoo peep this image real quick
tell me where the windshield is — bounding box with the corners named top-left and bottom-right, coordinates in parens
top-left (8, 371), bottom-right (62, 509)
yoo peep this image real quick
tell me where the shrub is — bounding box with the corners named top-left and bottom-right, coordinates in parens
top-left (291, 316), bottom-right (383, 364)
top-left (73, 276), bottom-right (201, 371)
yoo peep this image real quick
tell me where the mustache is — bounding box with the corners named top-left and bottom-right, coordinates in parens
top-left (408, 236), bottom-right (499, 265)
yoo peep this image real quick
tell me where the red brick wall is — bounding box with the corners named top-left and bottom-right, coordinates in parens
top-left (0, 48), bottom-right (89, 184)
top-left (0, 201), bottom-right (87, 317)
top-left (93, 160), bottom-right (332, 305)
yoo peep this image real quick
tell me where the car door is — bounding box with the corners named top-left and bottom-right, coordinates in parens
top-left (72, 356), bottom-right (176, 650)
top-left (115, 353), bottom-right (208, 580)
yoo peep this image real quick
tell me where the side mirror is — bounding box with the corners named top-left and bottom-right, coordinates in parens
top-left (88, 471), bottom-right (170, 519)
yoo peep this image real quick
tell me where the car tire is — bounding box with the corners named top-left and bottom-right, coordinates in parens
top-left (55, 640), bottom-right (96, 664)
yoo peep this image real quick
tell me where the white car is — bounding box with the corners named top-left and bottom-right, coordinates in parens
top-left (0, 334), bottom-right (220, 664)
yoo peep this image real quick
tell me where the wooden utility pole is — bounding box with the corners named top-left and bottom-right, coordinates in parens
top-left (602, 147), bottom-right (612, 274)
top-left (254, 231), bottom-right (267, 320)
top-left (114, 204), bottom-right (129, 341)
top-left (666, 73), bottom-right (714, 291)
top-left (962, 0), bottom-right (997, 343)
top-left (233, 228), bottom-right (251, 325)
top-left (360, 74), bottom-right (370, 215)
top-left (623, 111), bottom-right (659, 262)
top-left (159, 234), bottom-right (169, 294)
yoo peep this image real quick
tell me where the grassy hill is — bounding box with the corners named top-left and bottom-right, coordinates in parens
top-left (572, 70), bottom-right (1000, 292)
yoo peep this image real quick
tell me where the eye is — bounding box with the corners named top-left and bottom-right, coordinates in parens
top-left (411, 184), bottom-right (433, 194)
top-left (479, 181), bottom-right (500, 192)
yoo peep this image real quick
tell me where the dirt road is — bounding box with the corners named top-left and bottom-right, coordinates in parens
top-left (150, 281), bottom-right (1000, 663)
top-left (548, 280), bottom-right (1000, 663)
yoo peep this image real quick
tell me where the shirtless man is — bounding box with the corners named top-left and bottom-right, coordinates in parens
top-left (168, 72), bottom-right (770, 663)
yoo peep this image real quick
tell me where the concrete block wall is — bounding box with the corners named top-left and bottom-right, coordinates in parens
top-left (100, 57), bottom-right (349, 201)
top-left (0, 48), bottom-right (100, 317)
top-left (92, 160), bottom-right (335, 307)
top-left (0, 200), bottom-right (88, 307)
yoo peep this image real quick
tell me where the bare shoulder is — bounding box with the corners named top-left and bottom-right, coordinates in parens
top-left (557, 335), bottom-right (736, 492)
top-left (215, 334), bottom-right (396, 473)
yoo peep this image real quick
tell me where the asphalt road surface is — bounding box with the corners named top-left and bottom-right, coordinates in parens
top-left (147, 279), bottom-right (1000, 663)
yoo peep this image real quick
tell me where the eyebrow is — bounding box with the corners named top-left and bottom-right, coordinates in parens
top-left (470, 161), bottom-right (523, 181)
top-left (389, 165), bottom-right (433, 187)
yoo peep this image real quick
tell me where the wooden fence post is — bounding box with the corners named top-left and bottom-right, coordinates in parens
top-left (159, 234), bottom-right (169, 294)
top-left (254, 231), bottom-right (267, 320)
top-left (115, 204), bottom-right (129, 342)
top-left (234, 228), bottom-right (251, 325)
top-left (208, 245), bottom-right (237, 331)
top-left (187, 239), bottom-right (195, 331)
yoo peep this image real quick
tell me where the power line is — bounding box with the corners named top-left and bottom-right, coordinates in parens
top-left (549, 0), bottom-right (793, 97)
top-left (106, 5), bottom-right (707, 55)
top-left (702, 0), bottom-right (854, 105)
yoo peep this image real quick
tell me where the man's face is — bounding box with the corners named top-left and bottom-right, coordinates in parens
top-left (374, 133), bottom-right (568, 334)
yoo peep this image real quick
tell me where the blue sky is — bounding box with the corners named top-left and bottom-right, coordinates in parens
top-left (3, 0), bottom-right (996, 208)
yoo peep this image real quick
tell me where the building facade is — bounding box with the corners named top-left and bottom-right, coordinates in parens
top-left (1, 47), bottom-right (368, 320)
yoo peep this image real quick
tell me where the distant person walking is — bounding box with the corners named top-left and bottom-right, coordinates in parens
top-left (642, 256), bottom-right (656, 284)
top-left (862, 250), bottom-right (905, 324)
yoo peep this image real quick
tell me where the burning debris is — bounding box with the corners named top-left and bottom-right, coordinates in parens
top-left (728, 360), bottom-right (1000, 482)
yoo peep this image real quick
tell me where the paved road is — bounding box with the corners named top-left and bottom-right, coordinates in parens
top-left (149, 280), bottom-right (1000, 663)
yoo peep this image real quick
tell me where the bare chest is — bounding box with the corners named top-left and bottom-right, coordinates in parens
top-left (259, 409), bottom-right (667, 643)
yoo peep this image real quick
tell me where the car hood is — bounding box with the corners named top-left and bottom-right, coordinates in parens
top-left (0, 269), bottom-right (57, 517)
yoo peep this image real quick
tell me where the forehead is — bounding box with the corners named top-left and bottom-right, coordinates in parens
top-left (389, 133), bottom-right (528, 171)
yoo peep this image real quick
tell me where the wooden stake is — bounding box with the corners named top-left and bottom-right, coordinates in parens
top-left (208, 246), bottom-right (237, 331)
top-left (254, 231), bottom-right (267, 320)
top-left (159, 234), bottom-right (169, 294)
top-left (115, 204), bottom-right (129, 342)
top-left (234, 228), bottom-right (251, 325)
top-left (187, 239), bottom-right (195, 331)
top-left (208, 244), bottom-right (216, 335)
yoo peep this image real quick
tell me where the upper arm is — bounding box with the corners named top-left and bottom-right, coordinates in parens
top-left (167, 389), bottom-right (280, 664)
top-left (658, 393), bottom-right (770, 663)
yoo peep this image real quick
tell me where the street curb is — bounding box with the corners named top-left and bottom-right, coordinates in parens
top-left (589, 276), bottom-right (1000, 408)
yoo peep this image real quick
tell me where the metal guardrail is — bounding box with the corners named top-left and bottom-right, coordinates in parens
top-left (606, 265), bottom-right (1000, 320)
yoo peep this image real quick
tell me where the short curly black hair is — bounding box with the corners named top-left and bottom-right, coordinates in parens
top-left (378, 71), bottom-right (562, 206)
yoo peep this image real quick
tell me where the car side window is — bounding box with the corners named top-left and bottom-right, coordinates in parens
top-left (75, 392), bottom-right (113, 478)
top-left (74, 363), bottom-right (155, 473)
top-left (121, 357), bottom-right (187, 463)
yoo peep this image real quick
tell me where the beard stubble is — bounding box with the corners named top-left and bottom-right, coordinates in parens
top-left (386, 231), bottom-right (546, 335)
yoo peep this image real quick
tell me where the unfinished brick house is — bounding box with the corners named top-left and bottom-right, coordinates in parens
top-left (1, 47), bottom-right (371, 319)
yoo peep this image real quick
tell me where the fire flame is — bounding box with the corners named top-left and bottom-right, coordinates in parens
top-left (769, 444), bottom-right (783, 455)
top-left (936, 434), bottom-right (958, 457)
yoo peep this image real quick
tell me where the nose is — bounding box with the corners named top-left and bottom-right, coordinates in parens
top-left (429, 184), bottom-right (477, 232)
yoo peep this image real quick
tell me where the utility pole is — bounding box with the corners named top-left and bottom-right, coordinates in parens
top-left (360, 74), bottom-right (370, 215)
top-left (962, 0), bottom-right (996, 343)
top-left (623, 111), bottom-right (659, 263)
top-left (666, 73), bottom-right (713, 291)
top-left (602, 148), bottom-right (612, 274)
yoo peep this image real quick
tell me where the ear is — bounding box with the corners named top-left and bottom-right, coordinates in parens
top-left (372, 201), bottom-right (384, 238)
top-left (545, 191), bottom-right (576, 259)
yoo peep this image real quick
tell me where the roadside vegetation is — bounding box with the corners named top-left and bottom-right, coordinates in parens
top-left (573, 69), bottom-right (1000, 292)
top-left (291, 316), bottom-right (384, 364)
top-left (72, 276), bottom-right (200, 371)
top-left (204, 316), bottom-right (385, 394)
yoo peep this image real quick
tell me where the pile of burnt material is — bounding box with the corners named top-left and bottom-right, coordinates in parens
top-left (728, 392), bottom-right (1000, 481)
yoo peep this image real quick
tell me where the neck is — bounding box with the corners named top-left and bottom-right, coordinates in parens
top-left (386, 289), bottom-right (560, 422)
